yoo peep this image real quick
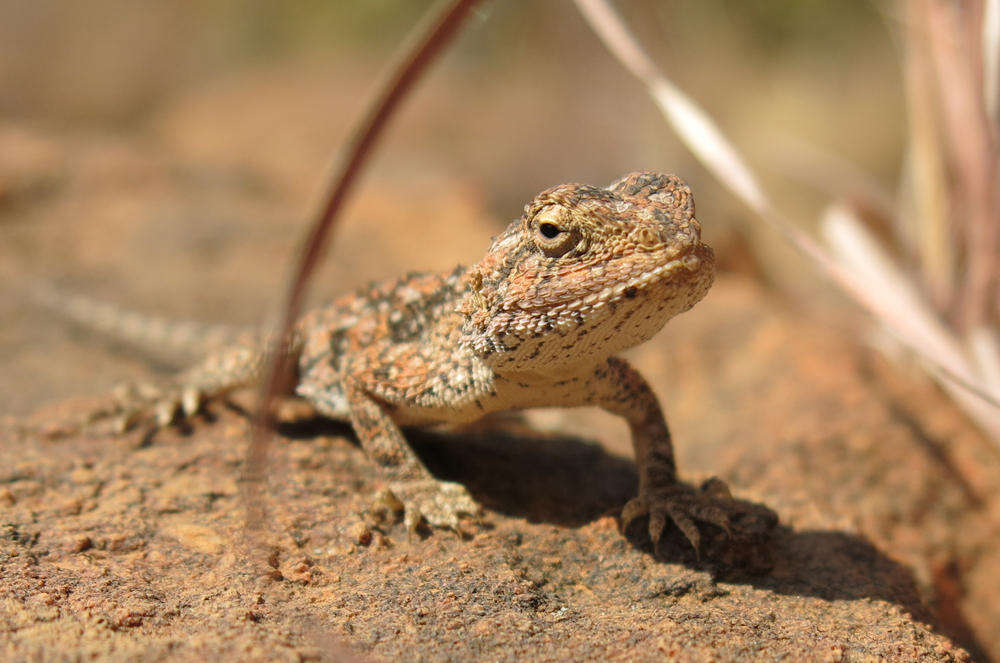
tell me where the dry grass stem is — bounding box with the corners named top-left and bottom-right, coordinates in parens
top-left (248, 0), bottom-right (482, 522)
top-left (922, 0), bottom-right (998, 330)
top-left (241, 1), bottom-right (481, 657)
top-left (823, 204), bottom-right (1000, 438)
top-left (577, 0), bottom-right (1000, 443)
top-left (986, 0), bottom-right (1000, 129)
top-left (903, 1), bottom-right (954, 307)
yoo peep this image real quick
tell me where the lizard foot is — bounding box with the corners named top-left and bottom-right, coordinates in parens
top-left (621, 477), bottom-right (777, 562)
top-left (87, 381), bottom-right (206, 433)
top-left (372, 479), bottom-right (482, 535)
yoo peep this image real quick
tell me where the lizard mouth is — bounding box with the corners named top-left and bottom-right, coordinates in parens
top-left (584, 243), bottom-right (713, 307)
top-left (634, 243), bottom-right (711, 288)
top-left (532, 243), bottom-right (714, 316)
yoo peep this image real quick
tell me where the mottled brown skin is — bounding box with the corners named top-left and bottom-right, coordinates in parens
top-left (115, 171), bottom-right (736, 551)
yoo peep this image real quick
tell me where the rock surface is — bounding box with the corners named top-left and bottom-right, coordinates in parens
top-left (2, 105), bottom-right (997, 661)
top-left (1, 275), bottom-right (981, 662)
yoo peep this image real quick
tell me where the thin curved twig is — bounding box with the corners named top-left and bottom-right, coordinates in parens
top-left (239, 1), bottom-right (481, 657)
top-left (245, 0), bottom-right (482, 524)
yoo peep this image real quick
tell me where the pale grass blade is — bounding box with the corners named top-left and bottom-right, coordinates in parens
top-left (577, 0), bottom-right (1000, 441)
top-left (985, 0), bottom-right (1000, 130)
top-left (823, 203), bottom-right (1000, 439)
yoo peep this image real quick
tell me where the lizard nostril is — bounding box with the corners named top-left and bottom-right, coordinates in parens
top-left (637, 227), bottom-right (660, 249)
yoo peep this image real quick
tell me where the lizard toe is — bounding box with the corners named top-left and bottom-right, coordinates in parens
top-left (155, 396), bottom-right (181, 428)
top-left (181, 386), bottom-right (204, 418)
top-left (700, 476), bottom-right (732, 500)
top-left (620, 495), bottom-right (650, 528)
top-left (660, 497), bottom-right (702, 553)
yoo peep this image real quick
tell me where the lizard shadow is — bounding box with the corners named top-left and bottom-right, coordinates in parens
top-left (277, 416), bottom-right (975, 651)
top-left (277, 415), bottom-right (638, 527)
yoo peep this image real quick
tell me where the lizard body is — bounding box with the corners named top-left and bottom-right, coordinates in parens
top-left (91, 171), bottom-right (740, 550)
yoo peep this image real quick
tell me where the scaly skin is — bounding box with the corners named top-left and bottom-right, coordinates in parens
top-left (109, 171), bottom-right (747, 552)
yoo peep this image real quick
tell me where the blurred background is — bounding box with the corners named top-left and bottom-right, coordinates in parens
top-left (3, 2), bottom-right (1000, 659)
top-left (0, 0), bottom-right (898, 411)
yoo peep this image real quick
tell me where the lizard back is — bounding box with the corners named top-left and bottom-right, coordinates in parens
top-left (295, 266), bottom-right (473, 420)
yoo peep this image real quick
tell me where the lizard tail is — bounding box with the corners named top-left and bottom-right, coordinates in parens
top-left (27, 281), bottom-right (250, 357)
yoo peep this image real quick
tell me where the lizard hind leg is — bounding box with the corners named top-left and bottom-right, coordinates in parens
top-left (102, 337), bottom-right (268, 433)
top-left (343, 378), bottom-right (481, 533)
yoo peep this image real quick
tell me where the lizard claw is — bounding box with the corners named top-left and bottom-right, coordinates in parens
top-left (373, 479), bottom-right (482, 534)
top-left (621, 478), bottom-right (743, 556)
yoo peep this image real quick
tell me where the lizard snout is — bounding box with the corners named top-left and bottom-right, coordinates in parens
top-left (656, 215), bottom-right (703, 257)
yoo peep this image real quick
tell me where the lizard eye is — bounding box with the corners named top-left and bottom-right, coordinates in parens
top-left (534, 215), bottom-right (579, 257)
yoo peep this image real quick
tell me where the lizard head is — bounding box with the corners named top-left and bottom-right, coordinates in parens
top-left (459, 171), bottom-right (715, 371)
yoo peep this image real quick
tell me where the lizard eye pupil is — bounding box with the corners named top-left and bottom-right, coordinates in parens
top-left (539, 222), bottom-right (561, 239)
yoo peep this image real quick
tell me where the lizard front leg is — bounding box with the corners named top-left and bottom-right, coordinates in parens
top-left (592, 357), bottom-right (738, 553)
top-left (343, 379), bottom-right (480, 532)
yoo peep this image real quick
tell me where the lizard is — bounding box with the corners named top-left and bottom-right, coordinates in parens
top-left (61, 171), bottom-right (753, 553)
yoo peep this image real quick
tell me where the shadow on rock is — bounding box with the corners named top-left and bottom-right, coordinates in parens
top-left (277, 416), bottom-right (638, 527)
top-left (411, 425), bottom-right (943, 623)
top-left (277, 417), bottom-right (936, 627)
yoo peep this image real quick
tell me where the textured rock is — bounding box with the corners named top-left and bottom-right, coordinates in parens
top-left (0, 278), bottom-right (976, 662)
